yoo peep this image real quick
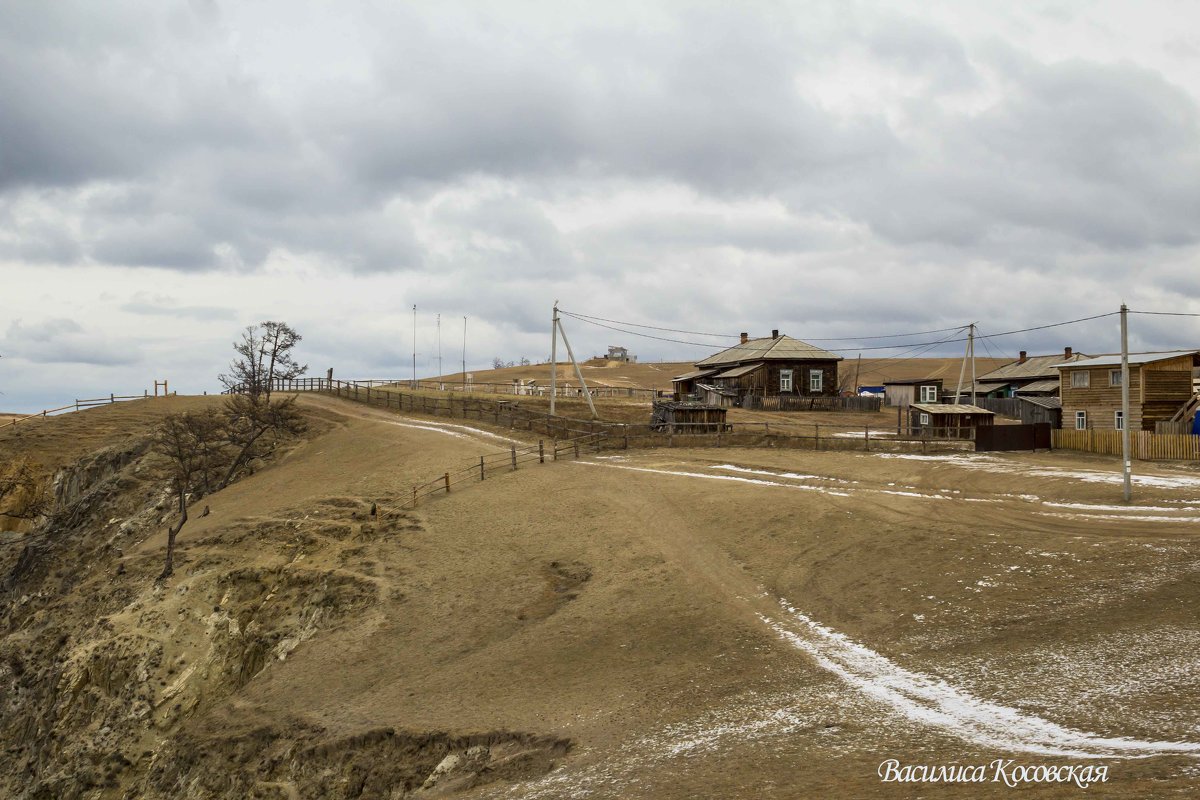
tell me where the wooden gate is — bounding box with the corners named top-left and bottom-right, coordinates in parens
top-left (974, 423), bottom-right (1052, 451)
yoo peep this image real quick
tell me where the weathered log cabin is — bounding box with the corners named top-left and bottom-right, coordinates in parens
top-left (650, 401), bottom-right (729, 433)
top-left (1056, 350), bottom-right (1200, 431)
top-left (671, 330), bottom-right (842, 402)
top-left (909, 403), bottom-right (995, 439)
top-left (970, 348), bottom-right (1088, 398)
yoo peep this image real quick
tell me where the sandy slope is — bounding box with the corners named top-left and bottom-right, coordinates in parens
top-left (5, 394), bottom-right (1200, 797)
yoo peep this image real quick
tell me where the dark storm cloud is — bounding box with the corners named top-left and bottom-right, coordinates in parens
top-left (1, 0), bottom-right (1198, 348)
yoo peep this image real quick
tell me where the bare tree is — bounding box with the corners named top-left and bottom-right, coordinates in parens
top-left (153, 409), bottom-right (230, 581)
top-left (219, 393), bottom-right (305, 490)
top-left (219, 321), bottom-right (307, 399)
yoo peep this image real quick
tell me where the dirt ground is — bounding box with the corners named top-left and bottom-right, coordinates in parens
top-left (4, 394), bottom-right (1200, 797)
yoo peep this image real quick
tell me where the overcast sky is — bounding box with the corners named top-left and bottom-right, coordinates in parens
top-left (2, 0), bottom-right (1200, 410)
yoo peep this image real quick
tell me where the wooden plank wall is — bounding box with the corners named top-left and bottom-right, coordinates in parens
top-left (1053, 428), bottom-right (1200, 460)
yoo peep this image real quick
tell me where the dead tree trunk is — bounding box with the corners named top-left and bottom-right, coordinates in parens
top-left (159, 490), bottom-right (188, 582)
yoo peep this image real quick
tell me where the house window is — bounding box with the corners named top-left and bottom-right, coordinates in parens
top-left (1115, 411), bottom-right (1125, 431)
top-left (780, 369), bottom-right (793, 393)
top-left (1075, 410), bottom-right (1087, 430)
top-left (919, 385), bottom-right (937, 403)
top-left (809, 369), bottom-right (823, 392)
top-left (1109, 370), bottom-right (1123, 387)
top-left (919, 413), bottom-right (930, 425)
top-left (1071, 371), bottom-right (1090, 388)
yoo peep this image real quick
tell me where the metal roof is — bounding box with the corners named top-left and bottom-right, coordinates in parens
top-left (671, 368), bottom-right (718, 382)
top-left (882, 377), bottom-right (942, 386)
top-left (911, 403), bottom-right (995, 415)
top-left (977, 352), bottom-right (1090, 381)
top-left (1054, 351), bottom-right (1199, 369)
top-left (1014, 378), bottom-right (1060, 394)
top-left (712, 363), bottom-right (765, 379)
top-left (695, 383), bottom-right (740, 396)
top-left (1019, 396), bottom-right (1062, 410)
top-left (695, 335), bottom-right (843, 367)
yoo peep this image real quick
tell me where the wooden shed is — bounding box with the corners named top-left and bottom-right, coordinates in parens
top-left (650, 401), bottom-right (729, 433)
top-left (689, 331), bottom-right (842, 403)
top-left (909, 403), bottom-right (995, 439)
top-left (1057, 350), bottom-right (1200, 432)
top-left (883, 378), bottom-right (943, 407)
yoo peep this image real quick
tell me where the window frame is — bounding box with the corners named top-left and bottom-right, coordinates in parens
top-left (1114, 410), bottom-right (1125, 431)
top-left (919, 385), bottom-right (938, 403)
top-left (809, 369), bottom-right (823, 393)
top-left (1109, 370), bottom-right (1123, 387)
top-left (779, 369), bottom-right (793, 393)
top-left (1071, 370), bottom-right (1090, 389)
top-left (919, 412), bottom-right (931, 426)
top-left (1075, 410), bottom-right (1087, 430)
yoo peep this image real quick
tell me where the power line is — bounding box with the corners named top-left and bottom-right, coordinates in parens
top-left (1130, 310), bottom-right (1200, 318)
top-left (560, 309), bottom-right (1118, 352)
top-left (560, 309), bottom-right (972, 342)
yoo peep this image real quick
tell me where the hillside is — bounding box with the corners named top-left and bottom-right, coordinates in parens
top-left (429, 357), bottom-right (1012, 392)
top-left (3, 394), bottom-right (1200, 797)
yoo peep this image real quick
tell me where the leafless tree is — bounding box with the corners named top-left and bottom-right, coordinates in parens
top-left (153, 409), bottom-right (230, 581)
top-left (219, 321), bottom-right (307, 399)
top-left (218, 392), bottom-right (306, 490)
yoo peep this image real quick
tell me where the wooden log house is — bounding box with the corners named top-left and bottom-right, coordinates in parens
top-left (1057, 350), bottom-right (1200, 432)
top-left (672, 330), bottom-right (842, 403)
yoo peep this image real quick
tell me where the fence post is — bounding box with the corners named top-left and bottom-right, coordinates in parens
top-left (574, 441), bottom-right (580, 458)
top-left (444, 472), bottom-right (450, 493)
top-left (110, 393), bottom-right (114, 403)
top-left (412, 486), bottom-right (418, 507)
top-left (865, 425), bottom-right (870, 452)
top-left (552, 439), bottom-right (558, 460)
top-left (511, 446), bottom-right (517, 470)
top-left (480, 455), bottom-right (485, 480)
top-left (815, 423), bottom-right (820, 451)
top-left (539, 440), bottom-right (545, 463)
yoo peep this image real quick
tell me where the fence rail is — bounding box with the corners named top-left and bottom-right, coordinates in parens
top-left (262, 378), bottom-right (975, 455)
top-left (1052, 428), bottom-right (1200, 461)
top-left (384, 432), bottom-right (603, 514)
top-left (743, 394), bottom-right (882, 413)
top-left (1, 390), bottom-right (177, 430)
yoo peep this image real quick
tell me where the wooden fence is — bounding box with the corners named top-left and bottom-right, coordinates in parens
top-left (1052, 428), bottom-right (1200, 461)
top-left (971, 397), bottom-right (1023, 418)
top-left (382, 432), bottom-right (605, 514)
top-left (273, 377), bottom-right (662, 400)
top-left (1, 391), bottom-right (176, 430)
top-left (263, 379), bottom-right (973, 455)
top-left (742, 394), bottom-right (882, 412)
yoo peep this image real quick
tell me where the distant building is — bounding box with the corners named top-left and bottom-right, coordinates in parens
top-left (966, 348), bottom-right (1089, 398)
top-left (606, 345), bottom-right (636, 363)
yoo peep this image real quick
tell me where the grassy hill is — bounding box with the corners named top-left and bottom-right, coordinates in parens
top-left (3, 393), bottom-right (1199, 797)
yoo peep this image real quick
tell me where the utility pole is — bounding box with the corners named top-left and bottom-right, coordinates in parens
top-left (853, 353), bottom-right (862, 394)
top-left (437, 314), bottom-right (442, 378)
top-left (969, 323), bottom-right (977, 406)
top-left (556, 310), bottom-right (598, 420)
top-left (412, 305), bottom-right (417, 389)
top-left (550, 303), bottom-right (559, 416)
top-left (1121, 303), bottom-right (1132, 501)
top-left (954, 324), bottom-right (969, 404)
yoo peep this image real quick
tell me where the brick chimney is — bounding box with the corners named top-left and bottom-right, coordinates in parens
top-left (1064, 346), bottom-right (1073, 359)
top-left (1018, 351), bottom-right (1027, 363)
top-left (740, 332), bottom-right (749, 344)
top-left (771, 329), bottom-right (779, 339)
